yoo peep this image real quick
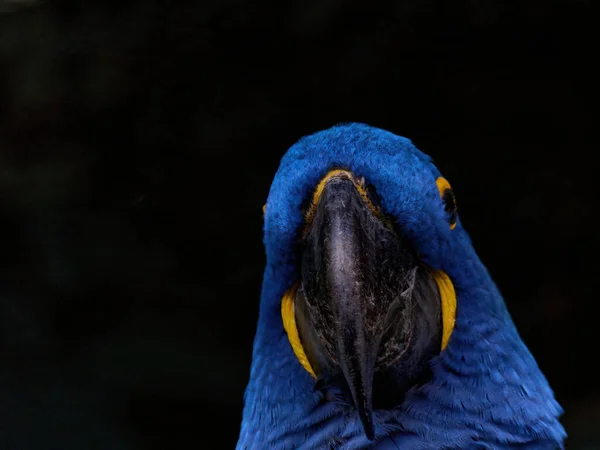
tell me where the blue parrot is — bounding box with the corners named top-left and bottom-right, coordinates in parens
top-left (237, 123), bottom-right (566, 449)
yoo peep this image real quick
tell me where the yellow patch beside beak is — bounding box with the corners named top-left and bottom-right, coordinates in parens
top-left (281, 283), bottom-right (316, 378)
top-left (432, 270), bottom-right (457, 350)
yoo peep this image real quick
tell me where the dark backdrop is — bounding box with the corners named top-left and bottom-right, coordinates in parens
top-left (0, 1), bottom-right (596, 449)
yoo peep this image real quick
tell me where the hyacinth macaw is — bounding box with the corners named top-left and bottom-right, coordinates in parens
top-left (237, 123), bottom-right (565, 449)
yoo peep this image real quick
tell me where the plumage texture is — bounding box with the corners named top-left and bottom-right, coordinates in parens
top-left (237, 123), bottom-right (565, 449)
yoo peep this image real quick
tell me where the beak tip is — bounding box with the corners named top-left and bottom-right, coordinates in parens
top-left (357, 403), bottom-right (375, 440)
top-left (363, 416), bottom-right (375, 441)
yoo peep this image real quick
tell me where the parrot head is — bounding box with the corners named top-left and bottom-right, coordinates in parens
top-left (238, 123), bottom-right (565, 449)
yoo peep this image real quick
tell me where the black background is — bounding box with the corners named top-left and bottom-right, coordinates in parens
top-left (0, 1), bottom-right (597, 448)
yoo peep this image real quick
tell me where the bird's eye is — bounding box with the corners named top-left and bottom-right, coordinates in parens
top-left (436, 177), bottom-right (457, 229)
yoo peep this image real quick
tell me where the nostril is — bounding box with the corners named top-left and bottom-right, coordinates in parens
top-left (367, 184), bottom-right (382, 209)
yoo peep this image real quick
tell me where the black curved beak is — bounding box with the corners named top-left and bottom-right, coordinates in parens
top-left (294, 174), bottom-right (442, 440)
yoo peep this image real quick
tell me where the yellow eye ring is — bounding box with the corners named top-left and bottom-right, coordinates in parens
top-left (436, 177), bottom-right (458, 230)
